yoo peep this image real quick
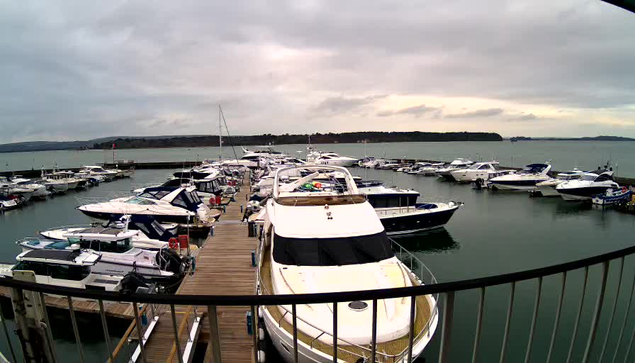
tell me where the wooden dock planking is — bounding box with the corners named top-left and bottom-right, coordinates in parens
top-left (139, 173), bottom-right (258, 363)
top-left (0, 286), bottom-right (134, 319)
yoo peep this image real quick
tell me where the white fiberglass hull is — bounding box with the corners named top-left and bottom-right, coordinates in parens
top-left (318, 159), bottom-right (358, 167)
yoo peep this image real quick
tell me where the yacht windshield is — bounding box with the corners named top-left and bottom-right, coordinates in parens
top-left (125, 197), bottom-right (157, 205)
top-left (272, 231), bottom-right (393, 266)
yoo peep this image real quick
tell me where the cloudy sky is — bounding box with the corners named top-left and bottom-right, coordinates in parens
top-left (1, 0), bottom-right (634, 143)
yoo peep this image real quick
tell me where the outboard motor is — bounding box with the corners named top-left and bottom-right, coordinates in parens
top-left (158, 248), bottom-right (184, 275)
top-left (121, 271), bottom-right (149, 294)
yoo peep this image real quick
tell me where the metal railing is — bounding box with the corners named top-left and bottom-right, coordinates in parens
top-left (3, 243), bottom-right (635, 362)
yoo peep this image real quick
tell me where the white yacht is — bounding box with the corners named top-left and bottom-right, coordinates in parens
top-left (556, 171), bottom-right (620, 201)
top-left (78, 186), bottom-right (217, 230)
top-left (450, 161), bottom-right (511, 183)
top-left (39, 216), bottom-right (171, 251)
top-left (534, 169), bottom-right (584, 197)
top-left (258, 165), bottom-right (438, 362)
top-left (357, 181), bottom-right (461, 235)
top-left (489, 163), bottom-right (552, 191)
top-left (405, 162), bottom-right (432, 175)
top-left (42, 170), bottom-right (82, 190)
top-left (18, 232), bottom-right (184, 281)
top-left (417, 163), bottom-right (445, 176)
top-left (312, 152), bottom-right (359, 167)
top-left (9, 177), bottom-right (49, 200)
top-left (76, 165), bottom-right (118, 182)
top-left (0, 249), bottom-right (123, 292)
top-left (40, 169), bottom-right (69, 193)
top-left (435, 158), bottom-right (474, 181)
top-left (0, 177), bottom-right (36, 201)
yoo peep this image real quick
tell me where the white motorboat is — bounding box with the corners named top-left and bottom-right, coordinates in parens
top-left (404, 162), bottom-right (432, 174)
top-left (435, 158), bottom-right (474, 181)
top-left (76, 165), bottom-right (118, 181)
top-left (9, 177), bottom-right (48, 199)
top-left (0, 249), bottom-right (123, 292)
top-left (0, 177), bottom-right (36, 201)
top-left (417, 163), bottom-right (445, 176)
top-left (311, 152), bottom-right (359, 167)
top-left (39, 216), bottom-right (171, 251)
top-left (40, 169), bottom-right (69, 193)
top-left (489, 163), bottom-right (552, 191)
top-left (357, 181), bottom-right (461, 235)
top-left (556, 171), bottom-right (620, 201)
top-left (258, 165), bottom-right (438, 363)
top-left (18, 231), bottom-right (184, 281)
top-left (42, 170), bottom-right (83, 190)
top-left (534, 169), bottom-right (584, 197)
top-left (450, 161), bottom-right (511, 183)
top-left (78, 186), bottom-right (217, 235)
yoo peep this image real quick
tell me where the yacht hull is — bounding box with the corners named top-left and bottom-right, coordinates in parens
top-left (378, 204), bottom-right (459, 235)
top-left (557, 186), bottom-right (614, 201)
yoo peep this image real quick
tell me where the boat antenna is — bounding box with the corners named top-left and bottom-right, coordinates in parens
top-left (218, 106), bottom-right (222, 160)
top-left (219, 105), bottom-right (239, 162)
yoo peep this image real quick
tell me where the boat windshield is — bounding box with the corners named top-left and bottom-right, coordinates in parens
top-left (272, 231), bottom-right (393, 266)
top-left (125, 197), bottom-right (157, 205)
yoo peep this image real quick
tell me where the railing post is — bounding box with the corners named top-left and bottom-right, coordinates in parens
top-left (567, 266), bottom-right (590, 363)
top-left (67, 296), bottom-right (85, 363)
top-left (499, 282), bottom-right (516, 363)
top-left (170, 305), bottom-right (185, 363)
top-left (471, 287), bottom-right (485, 363)
top-left (371, 298), bottom-right (378, 362)
top-left (599, 257), bottom-right (624, 362)
top-left (292, 304), bottom-right (299, 363)
top-left (546, 272), bottom-right (567, 363)
top-left (581, 261), bottom-right (610, 363)
top-left (98, 299), bottom-right (113, 363)
top-left (524, 277), bottom-right (542, 363)
top-left (332, 302), bottom-right (338, 363)
top-left (438, 291), bottom-right (455, 363)
top-left (251, 305), bottom-right (258, 363)
top-left (207, 305), bottom-right (222, 363)
top-left (407, 295), bottom-right (416, 363)
top-left (133, 302), bottom-right (147, 363)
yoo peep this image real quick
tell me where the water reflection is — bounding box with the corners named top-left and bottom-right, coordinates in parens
top-left (391, 228), bottom-right (460, 254)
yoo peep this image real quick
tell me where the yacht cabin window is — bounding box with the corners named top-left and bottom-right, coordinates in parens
top-left (13, 261), bottom-right (90, 280)
top-left (272, 231), bottom-right (393, 266)
top-left (126, 197), bottom-right (157, 205)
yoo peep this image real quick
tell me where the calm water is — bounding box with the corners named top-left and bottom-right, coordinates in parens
top-left (2, 140), bottom-right (635, 177)
top-left (0, 168), bottom-right (634, 362)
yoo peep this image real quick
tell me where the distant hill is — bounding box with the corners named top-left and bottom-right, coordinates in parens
top-left (90, 132), bottom-right (503, 150)
top-left (507, 136), bottom-right (635, 142)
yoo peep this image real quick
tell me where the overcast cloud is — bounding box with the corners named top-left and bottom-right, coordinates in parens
top-left (0, 0), bottom-right (634, 143)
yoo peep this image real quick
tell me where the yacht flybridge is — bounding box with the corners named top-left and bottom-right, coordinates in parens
top-left (258, 165), bottom-right (438, 362)
top-left (489, 163), bottom-right (552, 191)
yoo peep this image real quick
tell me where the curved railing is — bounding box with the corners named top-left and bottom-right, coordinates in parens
top-left (0, 242), bottom-right (635, 362)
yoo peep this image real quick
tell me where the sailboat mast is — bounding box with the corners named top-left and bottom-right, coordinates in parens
top-left (218, 106), bottom-right (222, 160)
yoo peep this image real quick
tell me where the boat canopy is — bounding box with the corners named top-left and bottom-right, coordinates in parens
top-left (138, 187), bottom-right (202, 212)
top-left (523, 164), bottom-right (550, 173)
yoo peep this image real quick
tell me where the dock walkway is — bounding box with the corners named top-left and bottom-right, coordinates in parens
top-left (136, 174), bottom-right (257, 363)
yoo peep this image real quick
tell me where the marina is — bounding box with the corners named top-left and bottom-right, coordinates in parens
top-left (0, 144), bottom-right (634, 362)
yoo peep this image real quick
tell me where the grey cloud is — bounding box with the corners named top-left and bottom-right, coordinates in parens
top-left (313, 95), bottom-right (385, 115)
top-left (0, 0), bottom-right (635, 142)
top-left (377, 104), bottom-right (437, 118)
top-left (508, 113), bottom-right (539, 121)
top-left (445, 108), bottom-right (504, 119)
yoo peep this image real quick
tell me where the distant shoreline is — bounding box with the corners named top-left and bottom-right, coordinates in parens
top-left (0, 131), bottom-right (502, 153)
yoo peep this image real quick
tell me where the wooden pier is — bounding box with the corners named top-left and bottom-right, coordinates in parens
top-left (117, 174), bottom-right (258, 363)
